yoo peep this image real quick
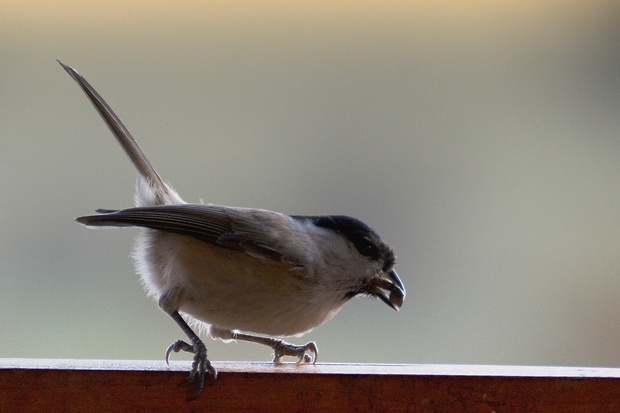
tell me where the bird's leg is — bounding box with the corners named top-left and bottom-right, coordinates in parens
top-left (211, 327), bottom-right (318, 363)
top-left (165, 311), bottom-right (217, 398)
top-left (162, 307), bottom-right (217, 399)
top-left (234, 332), bottom-right (318, 363)
top-left (159, 287), bottom-right (216, 397)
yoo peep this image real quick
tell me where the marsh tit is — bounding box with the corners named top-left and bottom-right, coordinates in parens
top-left (58, 60), bottom-right (405, 396)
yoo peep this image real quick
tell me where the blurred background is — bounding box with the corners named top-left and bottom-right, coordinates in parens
top-left (1, 1), bottom-right (619, 367)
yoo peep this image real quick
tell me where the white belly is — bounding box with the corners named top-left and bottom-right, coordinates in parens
top-left (134, 230), bottom-right (348, 336)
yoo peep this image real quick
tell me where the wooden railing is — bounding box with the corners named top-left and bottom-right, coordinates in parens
top-left (1, 359), bottom-right (619, 412)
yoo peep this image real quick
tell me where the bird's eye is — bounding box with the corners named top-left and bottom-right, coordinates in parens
top-left (356, 238), bottom-right (379, 258)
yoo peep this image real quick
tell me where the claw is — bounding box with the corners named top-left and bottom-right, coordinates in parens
top-left (165, 339), bottom-right (193, 366)
top-left (272, 340), bottom-right (318, 364)
top-left (218, 330), bottom-right (320, 365)
top-left (165, 337), bottom-right (217, 399)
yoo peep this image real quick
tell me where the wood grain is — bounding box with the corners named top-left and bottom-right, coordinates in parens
top-left (1, 359), bottom-right (619, 412)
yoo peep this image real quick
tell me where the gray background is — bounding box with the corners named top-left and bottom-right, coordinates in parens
top-left (1, 2), bottom-right (619, 367)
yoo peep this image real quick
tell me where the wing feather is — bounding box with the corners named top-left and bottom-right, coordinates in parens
top-left (76, 204), bottom-right (301, 265)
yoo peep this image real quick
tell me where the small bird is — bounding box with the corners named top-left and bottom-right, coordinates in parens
top-left (58, 60), bottom-right (405, 397)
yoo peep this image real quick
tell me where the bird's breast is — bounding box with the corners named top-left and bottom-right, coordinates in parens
top-left (135, 230), bottom-right (348, 336)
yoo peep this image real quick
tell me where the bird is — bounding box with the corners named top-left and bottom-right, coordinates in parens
top-left (58, 60), bottom-right (405, 397)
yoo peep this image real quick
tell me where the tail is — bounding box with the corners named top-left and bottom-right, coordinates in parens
top-left (58, 60), bottom-right (182, 206)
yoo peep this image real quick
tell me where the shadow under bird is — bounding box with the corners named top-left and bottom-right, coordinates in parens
top-left (58, 60), bottom-right (405, 398)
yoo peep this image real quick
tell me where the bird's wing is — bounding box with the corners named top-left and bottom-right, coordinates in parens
top-left (76, 204), bottom-right (306, 266)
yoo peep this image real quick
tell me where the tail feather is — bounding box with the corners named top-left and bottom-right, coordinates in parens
top-left (58, 60), bottom-right (183, 206)
top-left (58, 60), bottom-right (162, 187)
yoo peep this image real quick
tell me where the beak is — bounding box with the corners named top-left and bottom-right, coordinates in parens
top-left (368, 269), bottom-right (406, 311)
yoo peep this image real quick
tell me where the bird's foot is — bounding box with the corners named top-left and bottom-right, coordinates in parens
top-left (210, 327), bottom-right (319, 364)
top-left (165, 337), bottom-right (217, 399)
top-left (271, 339), bottom-right (318, 363)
